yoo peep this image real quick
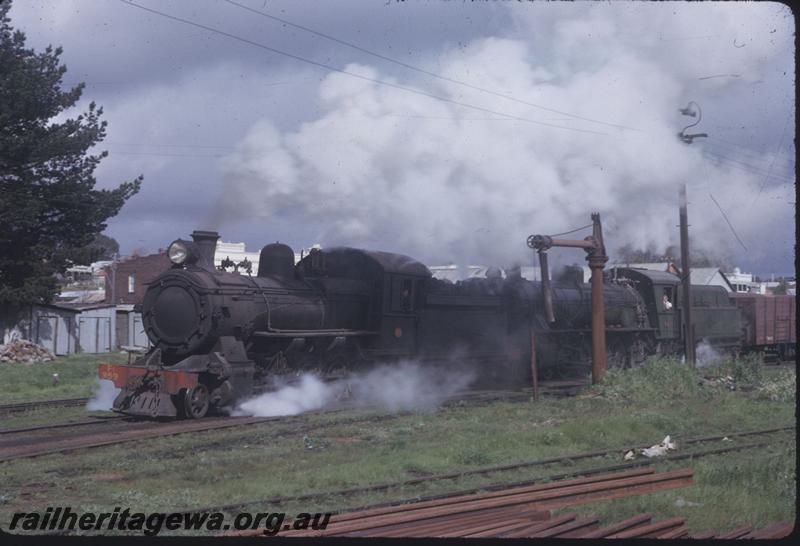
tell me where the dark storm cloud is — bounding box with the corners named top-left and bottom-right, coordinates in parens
top-left (15, 0), bottom-right (507, 97)
top-left (8, 1), bottom-right (794, 275)
top-left (10, 0), bottom-right (507, 254)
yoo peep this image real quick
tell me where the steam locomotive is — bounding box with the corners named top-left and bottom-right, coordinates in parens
top-left (98, 230), bottom-right (795, 418)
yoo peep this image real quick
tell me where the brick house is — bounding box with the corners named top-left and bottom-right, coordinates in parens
top-left (104, 252), bottom-right (171, 349)
top-left (104, 251), bottom-right (171, 305)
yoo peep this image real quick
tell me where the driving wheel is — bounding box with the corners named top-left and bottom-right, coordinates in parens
top-left (183, 384), bottom-right (209, 419)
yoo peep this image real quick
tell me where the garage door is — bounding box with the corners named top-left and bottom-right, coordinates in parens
top-left (79, 317), bottom-right (112, 353)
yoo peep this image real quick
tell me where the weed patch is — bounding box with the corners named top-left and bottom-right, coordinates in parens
top-left (0, 352), bottom-right (793, 536)
top-left (596, 356), bottom-right (711, 403)
top-left (755, 368), bottom-right (796, 403)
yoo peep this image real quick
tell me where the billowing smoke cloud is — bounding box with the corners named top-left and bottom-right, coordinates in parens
top-left (219, 3), bottom-right (793, 269)
top-left (86, 379), bottom-right (121, 411)
top-left (233, 361), bottom-right (476, 417)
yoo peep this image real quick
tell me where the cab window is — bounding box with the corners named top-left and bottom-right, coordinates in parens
top-left (391, 277), bottom-right (415, 312)
top-left (661, 287), bottom-right (674, 311)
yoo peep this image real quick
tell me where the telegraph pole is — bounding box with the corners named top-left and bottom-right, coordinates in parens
top-left (679, 185), bottom-right (695, 367)
top-left (676, 101), bottom-right (706, 367)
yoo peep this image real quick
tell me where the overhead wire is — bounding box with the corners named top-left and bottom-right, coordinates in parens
top-left (696, 145), bottom-right (751, 258)
top-left (703, 139), bottom-right (795, 166)
top-left (707, 135), bottom-right (795, 160)
top-left (549, 224), bottom-right (594, 237)
top-left (702, 151), bottom-right (794, 182)
top-left (119, 0), bottom-right (608, 136)
top-left (221, 0), bottom-right (639, 133)
top-left (114, 0), bottom-right (791, 252)
top-left (708, 193), bottom-right (748, 252)
top-left (705, 135), bottom-right (795, 163)
top-left (750, 111), bottom-right (792, 210)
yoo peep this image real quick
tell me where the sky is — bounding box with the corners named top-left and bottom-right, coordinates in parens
top-left (9, 0), bottom-right (796, 276)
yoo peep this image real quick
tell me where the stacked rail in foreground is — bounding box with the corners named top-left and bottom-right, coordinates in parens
top-left (233, 466), bottom-right (792, 538)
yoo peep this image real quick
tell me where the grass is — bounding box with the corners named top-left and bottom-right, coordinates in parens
top-left (0, 354), bottom-right (794, 536)
top-left (0, 352), bottom-right (123, 404)
top-left (563, 441), bottom-right (796, 532)
top-left (0, 406), bottom-right (114, 429)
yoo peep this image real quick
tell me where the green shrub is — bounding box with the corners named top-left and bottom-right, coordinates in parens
top-left (453, 446), bottom-right (491, 466)
top-left (756, 369), bottom-right (796, 402)
top-left (597, 356), bottom-right (709, 402)
top-left (728, 353), bottom-right (763, 386)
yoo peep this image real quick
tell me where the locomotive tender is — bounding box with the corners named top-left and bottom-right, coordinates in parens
top-left (98, 230), bottom-right (794, 418)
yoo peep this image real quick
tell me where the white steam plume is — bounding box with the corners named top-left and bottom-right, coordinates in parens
top-left (85, 379), bottom-right (121, 411)
top-left (219, 3), bottom-right (793, 268)
top-left (233, 361), bottom-right (476, 418)
top-left (234, 374), bottom-right (336, 417)
top-left (695, 339), bottom-right (724, 369)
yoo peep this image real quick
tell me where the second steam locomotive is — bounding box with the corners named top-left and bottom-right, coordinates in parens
top-left (99, 230), bottom-right (795, 418)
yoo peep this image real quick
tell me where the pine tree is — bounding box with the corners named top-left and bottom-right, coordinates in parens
top-left (0, 2), bottom-right (142, 306)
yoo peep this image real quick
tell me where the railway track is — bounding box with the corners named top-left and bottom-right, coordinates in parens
top-left (0, 377), bottom-right (583, 418)
top-left (0, 387), bottom-right (542, 462)
top-left (0, 397), bottom-right (91, 415)
top-left (183, 425), bottom-right (795, 515)
top-left (0, 415), bottom-right (126, 435)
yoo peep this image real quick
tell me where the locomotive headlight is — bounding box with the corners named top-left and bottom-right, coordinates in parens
top-left (168, 241), bottom-right (189, 264)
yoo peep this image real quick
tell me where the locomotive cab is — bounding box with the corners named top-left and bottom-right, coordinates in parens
top-left (296, 247), bottom-right (431, 360)
top-left (611, 268), bottom-right (681, 344)
top-left (611, 267), bottom-right (743, 354)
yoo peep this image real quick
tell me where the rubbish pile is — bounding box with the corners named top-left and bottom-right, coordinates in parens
top-left (624, 435), bottom-right (677, 461)
top-left (700, 375), bottom-right (737, 390)
top-left (0, 339), bottom-right (57, 363)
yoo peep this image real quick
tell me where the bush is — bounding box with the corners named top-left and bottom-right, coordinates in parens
top-left (727, 353), bottom-right (763, 386)
top-left (597, 356), bottom-right (710, 403)
top-left (453, 446), bottom-right (491, 466)
top-left (756, 369), bottom-right (796, 403)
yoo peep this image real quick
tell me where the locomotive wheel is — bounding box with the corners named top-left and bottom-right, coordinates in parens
top-left (183, 384), bottom-right (209, 419)
top-left (605, 339), bottom-right (629, 370)
top-left (323, 353), bottom-right (349, 375)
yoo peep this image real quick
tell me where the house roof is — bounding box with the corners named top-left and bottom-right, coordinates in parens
top-left (56, 290), bottom-right (107, 304)
top-left (692, 268), bottom-right (734, 290)
top-left (57, 302), bottom-right (116, 311)
top-left (29, 302), bottom-right (80, 313)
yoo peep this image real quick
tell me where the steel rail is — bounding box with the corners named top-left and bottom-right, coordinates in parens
top-left (0, 415), bottom-right (126, 435)
top-left (271, 469), bottom-right (695, 537)
top-left (184, 426), bottom-right (793, 516)
top-left (0, 388), bottom-right (536, 462)
top-left (0, 397), bottom-right (91, 414)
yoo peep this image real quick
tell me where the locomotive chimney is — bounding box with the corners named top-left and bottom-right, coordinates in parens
top-left (191, 230), bottom-right (220, 270)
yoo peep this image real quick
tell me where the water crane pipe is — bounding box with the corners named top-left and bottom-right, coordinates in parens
top-left (527, 213), bottom-right (608, 384)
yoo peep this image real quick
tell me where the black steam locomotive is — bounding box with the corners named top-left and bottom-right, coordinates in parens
top-left (99, 230), bottom-right (768, 418)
